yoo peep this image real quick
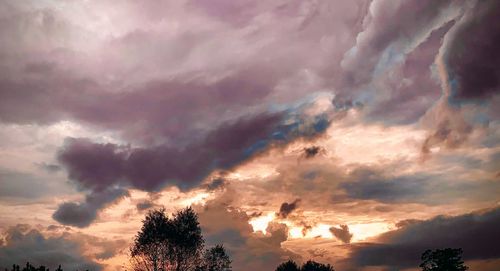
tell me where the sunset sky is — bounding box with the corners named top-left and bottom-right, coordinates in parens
top-left (0, 0), bottom-right (499, 270)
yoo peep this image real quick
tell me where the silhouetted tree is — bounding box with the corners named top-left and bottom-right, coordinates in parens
top-left (199, 244), bottom-right (231, 271)
top-left (275, 260), bottom-right (334, 271)
top-left (420, 248), bottom-right (468, 271)
top-left (170, 207), bottom-right (204, 271)
top-left (131, 208), bottom-right (172, 271)
top-left (131, 207), bottom-right (208, 271)
top-left (301, 260), bottom-right (335, 271)
top-left (275, 260), bottom-right (300, 271)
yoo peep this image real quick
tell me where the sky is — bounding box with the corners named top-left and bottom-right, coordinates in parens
top-left (0, 0), bottom-right (499, 270)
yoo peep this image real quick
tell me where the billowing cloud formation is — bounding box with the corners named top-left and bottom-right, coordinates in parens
top-left (339, 0), bottom-right (460, 90)
top-left (338, 166), bottom-right (499, 205)
top-left (0, 225), bottom-right (101, 270)
top-left (55, 96), bottom-right (334, 227)
top-left (349, 207), bottom-right (500, 269)
top-left (444, 0), bottom-right (500, 102)
top-left (0, 0), bottom-right (499, 270)
top-left (197, 198), bottom-right (299, 271)
top-left (53, 187), bottom-right (129, 227)
top-left (277, 199), bottom-right (301, 219)
top-left (329, 225), bottom-right (353, 244)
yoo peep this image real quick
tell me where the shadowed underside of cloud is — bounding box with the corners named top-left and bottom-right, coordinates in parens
top-left (54, 96), bottom-right (335, 227)
top-left (277, 199), bottom-right (301, 219)
top-left (338, 167), bottom-right (500, 205)
top-left (329, 225), bottom-right (353, 244)
top-left (52, 187), bottom-right (129, 227)
top-left (197, 199), bottom-right (300, 271)
top-left (444, 0), bottom-right (500, 103)
top-left (0, 225), bottom-right (102, 270)
top-left (348, 207), bottom-right (500, 269)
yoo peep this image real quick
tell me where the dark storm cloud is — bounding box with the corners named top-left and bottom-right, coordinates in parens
top-left (348, 207), bottom-right (500, 269)
top-left (329, 225), bottom-right (353, 244)
top-left (57, 112), bottom-right (284, 193)
top-left (0, 68), bottom-right (277, 142)
top-left (277, 199), bottom-right (301, 218)
top-left (338, 167), bottom-right (499, 205)
top-left (445, 0), bottom-right (500, 103)
top-left (205, 178), bottom-right (227, 191)
top-left (339, 0), bottom-right (458, 89)
top-left (339, 170), bottom-right (429, 204)
top-left (136, 201), bottom-right (154, 211)
top-left (366, 21), bottom-right (454, 125)
top-left (58, 104), bottom-right (332, 193)
top-left (0, 225), bottom-right (101, 271)
top-left (197, 199), bottom-right (299, 271)
top-left (0, 1), bottom-right (341, 143)
top-left (52, 187), bottom-right (129, 227)
top-left (303, 146), bottom-right (322, 159)
top-left (55, 105), bottom-right (333, 227)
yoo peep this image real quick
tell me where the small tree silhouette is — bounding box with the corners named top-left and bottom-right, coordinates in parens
top-left (301, 260), bottom-right (334, 271)
top-left (419, 248), bottom-right (468, 271)
top-left (275, 260), bottom-right (334, 271)
top-left (131, 207), bottom-right (229, 271)
top-left (199, 244), bottom-right (231, 271)
top-left (275, 260), bottom-right (300, 271)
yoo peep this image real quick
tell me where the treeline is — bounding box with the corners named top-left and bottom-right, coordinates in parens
top-left (130, 207), bottom-right (231, 271)
top-left (6, 263), bottom-right (71, 271)
top-left (276, 260), bottom-right (334, 271)
top-left (6, 208), bottom-right (469, 271)
top-left (272, 248), bottom-right (468, 271)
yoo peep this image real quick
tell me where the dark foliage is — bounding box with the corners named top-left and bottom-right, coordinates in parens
top-left (5, 263), bottom-right (80, 271)
top-left (130, 207), bottom-right (230, 271)
top-left (275, 260), bottom-right (300, 271)
top-left (419, 248), bottom-right (468, 271)
top-left (275, 260), bottom-right (334, 271)
top-left (198, 244), bottom-right (231, 271)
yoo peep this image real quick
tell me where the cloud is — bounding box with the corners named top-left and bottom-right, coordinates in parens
top-left (339, 0), bottom-right (460, 89)
top-left (444, 0), bottom-right (500, 103)
top-left (53, 187), bottom-right (129, 227)
top-left (277, 199), bottom-right (301, 219)
top-left (329, 225), bottom-right (353, 244)
top-left (338, 167), bottom-right (499, 205)
top-left (348, 207), bottom-right (500, 269)
top-left (136, 201), bottom-right (154, 211)
top-left (197, 198), bottom-right (300, 271)
top-left (303, 146), bottom-right (323, 159)
top-left (205, 178), bottom-right (227, 191)
top-left (54, 95), bottom-right (335, 227)
top-left (339, 169), bottom-right (429, 204)
top-left (0, 225), bottom-right (102, 270)
top-left (366, 20), bottom-right (454, 125)
top-left (37, 163), bottom-right (62, 173)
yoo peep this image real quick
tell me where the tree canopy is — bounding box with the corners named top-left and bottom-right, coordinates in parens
top-left (130, 207), bottom-right (230, 271)
top-left (419, 248), bottom-right (468, 271)
top-left (275, 260), bottom-right (334, 271)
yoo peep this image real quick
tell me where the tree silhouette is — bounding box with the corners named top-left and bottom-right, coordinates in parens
top-left (301, 260), bottom-right (335, 271)
top-left (131, 208), bottom-right (172, 271)
top-left (419, 248), bottom-right (468, 271)
top-left (131, 207), bottom-right (227, 271)
top-left (275, 260), bottom-right (334, 271)
top-left (170, 207), bottom-right (204, 271)
top-left (199, 244), bottom-right (231, 271)
top-left (275, 260), bottom-right (300, 271)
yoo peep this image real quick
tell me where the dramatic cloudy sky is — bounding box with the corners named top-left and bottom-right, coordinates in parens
top-left (0, 0), bottom-right (499, 270)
